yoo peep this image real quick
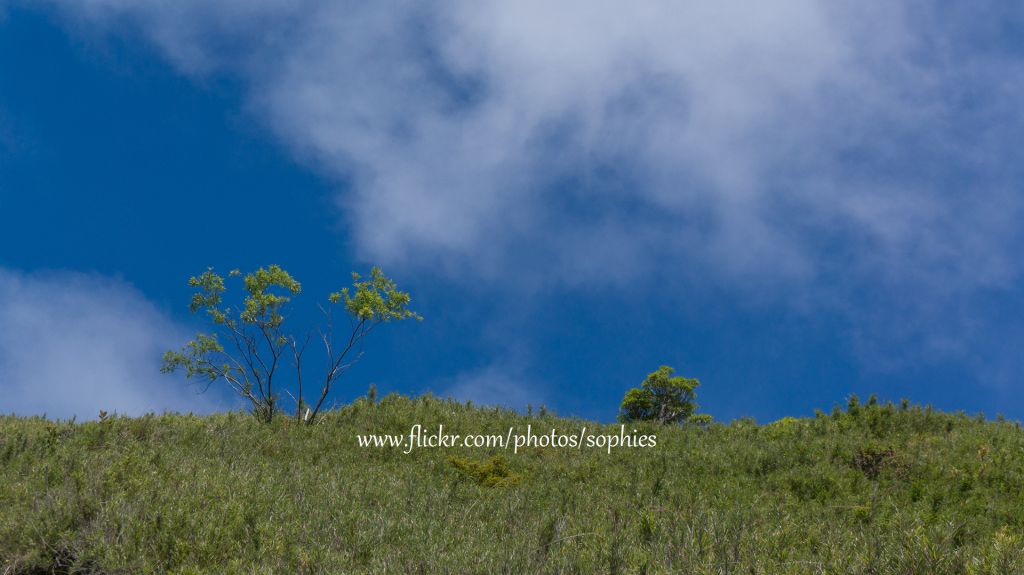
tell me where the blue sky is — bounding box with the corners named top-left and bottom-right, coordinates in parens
top-left (1, 2), bottom-right (1022, 422)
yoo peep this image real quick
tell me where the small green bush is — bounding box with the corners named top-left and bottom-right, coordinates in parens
top-left (448, 455), bottom-right (522, 487)
top-left (618, 365), bottom-right (708, 424)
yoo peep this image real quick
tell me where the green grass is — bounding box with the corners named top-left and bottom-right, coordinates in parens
top-left (3, 394), bottom-right (1024, 574)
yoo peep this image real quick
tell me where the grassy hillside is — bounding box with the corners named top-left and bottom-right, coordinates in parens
top-left (2, 394), bottom-right (1024, 574)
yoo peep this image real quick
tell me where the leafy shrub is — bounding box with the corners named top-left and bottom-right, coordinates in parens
top-left (448, 455), bottom-right (522, 487)
top-left (619, 365), bottom-right (708, 424)
top-left (853, 445), bottom-right (896, 480)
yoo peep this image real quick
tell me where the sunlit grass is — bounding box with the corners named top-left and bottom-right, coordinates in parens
top-left (2, 394), bottom-right (1023, 574)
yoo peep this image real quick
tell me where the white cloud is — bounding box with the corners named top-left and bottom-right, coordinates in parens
top-left (32, 1), bottom-right (1019, 282)
top-left (0, 268), bottom-right (221, 419)
top-left (22, 0), bottom-right (1024, 371)
top-left (437, 362), bottom-right (545, 411)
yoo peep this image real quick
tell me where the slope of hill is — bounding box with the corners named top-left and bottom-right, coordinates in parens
top-left (2, 394), bottom-right (1023, 574)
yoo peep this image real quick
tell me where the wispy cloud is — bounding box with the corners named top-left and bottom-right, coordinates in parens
top-left (437, 362), bottom-right (546, 412)
top-left (24, 1), bottom-right (1024, 377)
top-left (0, 268), bottom-right (221, 419)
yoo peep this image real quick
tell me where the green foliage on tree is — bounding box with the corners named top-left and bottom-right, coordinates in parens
top-left (619, 365), bottom-right (709, 424)
top-left (162, 265), bottom-right (420, 424)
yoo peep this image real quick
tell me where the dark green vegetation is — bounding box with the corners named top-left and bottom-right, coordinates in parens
top-left (619, 366), bottom-right (710, 425)
top-left (3, 395), bottom-right (1024, 574)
